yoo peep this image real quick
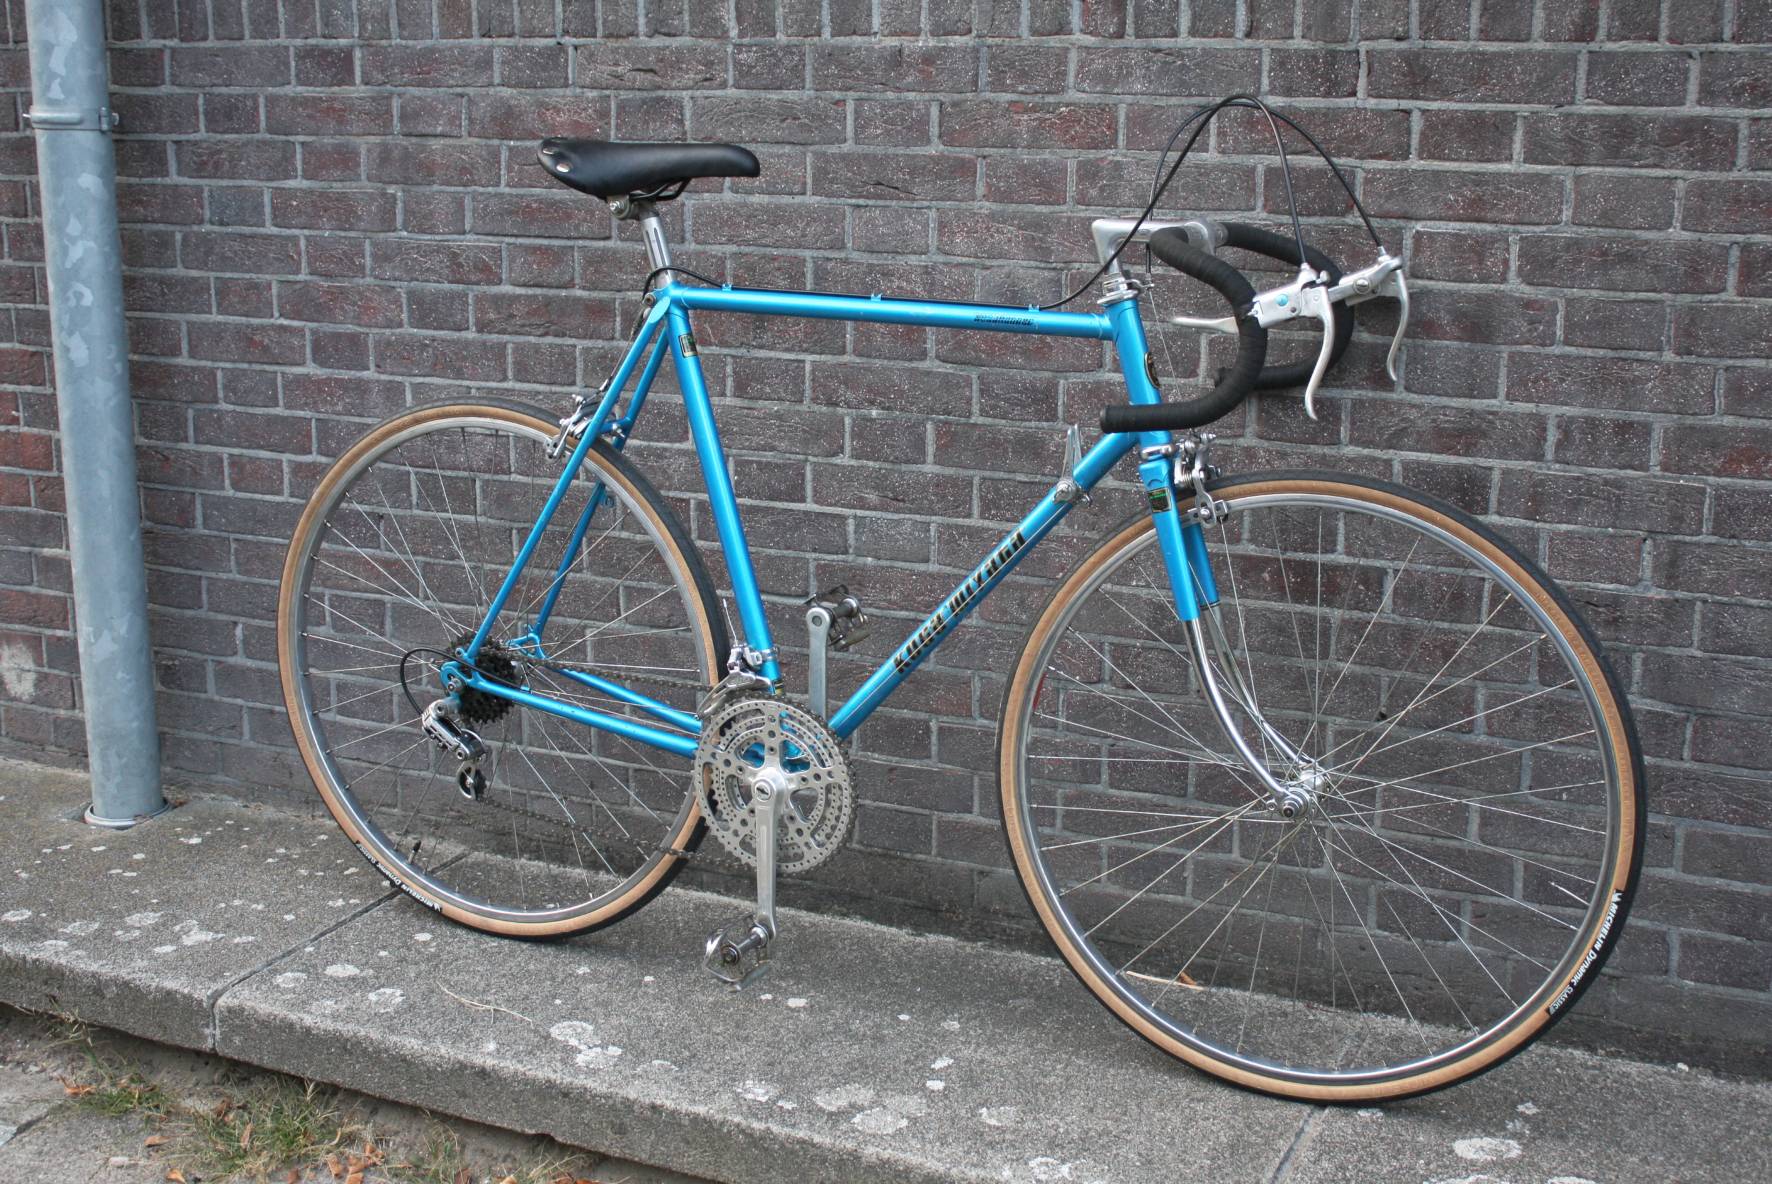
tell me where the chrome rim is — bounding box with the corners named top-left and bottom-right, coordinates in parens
top-left (286, 411), bottom-right (713, 923)
top-left (1012, 487), bottom-right (1625, 1087)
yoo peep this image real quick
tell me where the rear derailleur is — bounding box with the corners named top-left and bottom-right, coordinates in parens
top-left (420, 698), bottom-right (487, 800)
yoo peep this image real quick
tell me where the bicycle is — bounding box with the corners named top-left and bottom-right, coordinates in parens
top-left (276, 98), bottom-right (1645, 1102)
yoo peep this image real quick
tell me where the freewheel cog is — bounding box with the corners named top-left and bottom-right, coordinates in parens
top-left (450, 635), bottom-right (522, 725)
top-left (696, 696), bottom-right (853, 874)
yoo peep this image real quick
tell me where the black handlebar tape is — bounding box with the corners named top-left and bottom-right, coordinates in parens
top-left (1101, 227), bottom-right (1267, 435)
top-left (1217, 222), bottom-right (1355, 392)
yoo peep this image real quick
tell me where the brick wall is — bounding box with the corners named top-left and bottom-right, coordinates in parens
top-left (2, 1), bottom-right (1769, 1071)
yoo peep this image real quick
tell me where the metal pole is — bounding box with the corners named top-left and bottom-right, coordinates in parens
top-left (24, 0), bottom-right (165, 826)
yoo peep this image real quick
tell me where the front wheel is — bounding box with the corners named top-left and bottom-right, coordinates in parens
top-left (998, 472), bottom-right (1644, 1101)
top-left (278, 400), bottom-right (726, 938)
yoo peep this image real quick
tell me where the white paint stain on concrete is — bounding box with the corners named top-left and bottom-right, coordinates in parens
top-left (814, 1084), bottom-right (876, 1113)
top-left (737, 1080), bottom-right (776, 1103)
top-left (273, 972), bottom-right (307, 989)
top-left (1453, 1136), bottom-right (1522, 1163)
top-left (173, 920), bottom-right (222, 946)
top-left (978, 1105), bottom-right (1019, 1128)
top-left (323, 963), bottom-right (361, 978)
top-left (366, 987), bottom-right (405, 1012)
top-left (548, 1020), bottom-right (622, 1070)
top-left (124, 911), bottom-right (162, 927)
top-left (2, 909), bottom-right (31, 923)
top-left (851, 1109), bottom-right (907, 1136)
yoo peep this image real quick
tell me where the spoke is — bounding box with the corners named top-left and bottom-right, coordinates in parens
top-left (514, 499), bottom-right (624, 620)
top-left (1342, 817), bottom-right (1576, 933)
top-left (1126, 821), bottom-right (1305, 1004)
top-left (1311, 634), bottom-right (1549, 770)
top-left (1297, 536), bottom-right (1422, 756)
top-left (513, 725), bottom-right (619, 880)
top-left (421, 430), bottom-right (493, 623)
top-left (1327, 596), bottom-right (1516, 785)
top-left (1098, 589), bottom-right (1282, 760)
top-left (1315, 817), bottom-right (1541, 991)
top-left (328, 713), bottom-right (423, 754)
top-left (357, 469), bottom-right (460, 630)
top-left (1043, 815), bottom-right (1257, 851)
top-left (1329, 793), bottom-right (1600, 887)
top-left (1043, 674), bottom-right (1251, 774)
top-left (1313, 811), bottom-right (1426, 1041)
top-left (319, 529), bottom-right (464, 637)
top-left (302, 628), bottom-right (403, 661)
top-left (1323, 730), bottom-right (1597, 810)
top-left (1032, 801), bottom-right (1291, 821)
top-left (1066, 799), bottom-right (1257, 904)
top-left (1382, 892), bottom-right (1476, 1032)
top-left (1033, 709), bottom-right (1235, 771)
top-left (1343, 779), bottom-right (1605, 823)
top-left (529, 669), bottom-right (670, 825)
top-left (308, 659), bottom-right (405, 676)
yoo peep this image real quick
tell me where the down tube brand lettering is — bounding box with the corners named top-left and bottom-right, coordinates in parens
top-left (893, 529), bottom-right (1029, 673)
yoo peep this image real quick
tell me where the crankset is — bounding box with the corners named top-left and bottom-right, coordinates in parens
top-left (695, 692), bottom-right (853, 986)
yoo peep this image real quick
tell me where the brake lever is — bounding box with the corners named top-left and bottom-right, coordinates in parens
top-left (1249, 264), bottom-right (1335, 420)
top-left (1385, 267), bottom-right (1409, 383)
top-left (1295, 282), bottom-right (1336, 421)
top-left (1327, 251), bottom-right (1408, 383)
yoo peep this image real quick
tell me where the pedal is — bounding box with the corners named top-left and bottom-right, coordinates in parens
top-left (704, 918), bottom-right (771, 987)
top-left (804, 585), bottom-right (869, 719)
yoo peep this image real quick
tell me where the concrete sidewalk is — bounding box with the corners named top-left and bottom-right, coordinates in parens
top-left (0, 759), bottom-right (1765, 1184)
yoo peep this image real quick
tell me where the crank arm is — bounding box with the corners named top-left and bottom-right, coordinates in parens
top-left (703, 775), bottom-right (787, 988)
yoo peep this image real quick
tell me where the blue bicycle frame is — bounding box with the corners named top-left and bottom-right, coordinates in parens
top-left (446, 272), bottom-right (1220, 760)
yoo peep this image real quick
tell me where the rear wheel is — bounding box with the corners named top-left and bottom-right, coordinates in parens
top-left (998, 472), bottom-right (1643, 1101)
top-left (278, 400), bottom-right (725, 938)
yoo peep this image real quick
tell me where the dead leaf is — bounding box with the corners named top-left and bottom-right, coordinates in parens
top-left (286, 1170), bottom-right (302, 1184)
top-left (239, 1121), bottom-right (254, 1149)
top-left (60, 1079), bottom-right (95, 1097)
top-left (325, 1153), bottom-right (344, 1178)
top-left (211, 1098), bottom-right (233, 1119)
top-left (454, 1169), bottom-right (470, 1184)
top-left (344, 1173), bottom-right (363, 1184)
top-left (165, 1171), bottom-right (187, 1184)
top-left (144, 1134), bottom-right (169, 1148)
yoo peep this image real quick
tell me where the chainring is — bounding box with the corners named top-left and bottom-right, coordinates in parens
top-left (696, 695), bottom-right (853, 874)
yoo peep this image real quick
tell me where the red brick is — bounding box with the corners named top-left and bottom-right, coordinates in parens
top-left (270, 190), bottom-right (397, 232)
top-left (939, 102), bottom-right (1116, 150)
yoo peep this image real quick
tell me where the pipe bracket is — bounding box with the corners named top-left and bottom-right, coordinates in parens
top-left (24, 106), bottom-right (120, 132)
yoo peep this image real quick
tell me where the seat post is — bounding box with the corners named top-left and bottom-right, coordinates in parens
top-left (609, 196), bottom-right (672, 273)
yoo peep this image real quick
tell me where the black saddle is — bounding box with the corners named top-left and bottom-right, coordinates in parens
top-left (538, 138), bottom-right (760, 201)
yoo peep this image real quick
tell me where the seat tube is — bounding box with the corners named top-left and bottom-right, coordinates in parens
top-left (666, 301), bottom-right (780, 681)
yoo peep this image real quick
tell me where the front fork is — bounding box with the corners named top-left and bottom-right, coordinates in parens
top-left (1140, 438), bottom-right (1319, 817)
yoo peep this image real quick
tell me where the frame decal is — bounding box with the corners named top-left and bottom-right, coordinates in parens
top-left (894, 528), bottom-right (1029, 674)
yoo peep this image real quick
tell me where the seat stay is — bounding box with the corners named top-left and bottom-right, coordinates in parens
top-left (529, 329), bottom-right (669, 640)
top-left (462, 301), bottom-right (666, 662)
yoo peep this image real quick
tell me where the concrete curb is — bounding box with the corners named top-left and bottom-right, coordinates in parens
top-left (2, 761), bottom-right (1766, 1183)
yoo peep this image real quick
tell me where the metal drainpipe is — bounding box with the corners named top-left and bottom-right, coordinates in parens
top-left (24, 0), bottom-right (166, 826)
